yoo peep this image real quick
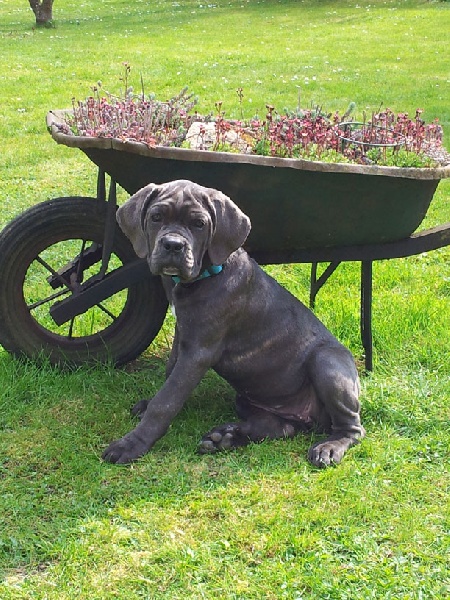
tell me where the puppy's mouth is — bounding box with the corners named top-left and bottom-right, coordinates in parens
top-left (151, 261), bottom-right (198, 281)
top-left (161, 267), bottom-right (182, 276)
top-left (160, 266), bottom-right (200, 282)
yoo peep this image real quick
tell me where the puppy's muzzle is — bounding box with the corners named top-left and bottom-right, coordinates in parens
top-left (153, 233), bottom-right (195, 278)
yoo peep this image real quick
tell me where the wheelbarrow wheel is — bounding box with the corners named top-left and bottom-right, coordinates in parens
top-left (0, 197), bottom-right (168, 366)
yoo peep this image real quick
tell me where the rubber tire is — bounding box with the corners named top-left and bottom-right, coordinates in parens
top-left (0, 197), bottom-right (168, 366)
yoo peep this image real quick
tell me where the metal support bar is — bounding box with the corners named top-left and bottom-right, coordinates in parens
top-left (361, 261), bottom-right (373, 371)
top-left (99, 175), bottom-right (118, 278)
top-left (96, 168), bottom-right (106, 203)
top-left (310, 261), bottom-right (341, 309)
top-left (47, 243), bottom-right (103, 290)
top-left (49, 259), bottom-right (150, 325)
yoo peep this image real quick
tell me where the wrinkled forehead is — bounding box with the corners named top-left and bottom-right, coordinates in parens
top-left (152, 183), bottom-right (210, 216)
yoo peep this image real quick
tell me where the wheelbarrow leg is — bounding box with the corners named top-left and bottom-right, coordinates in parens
top-left (94, 168), bottom-right (119, 279)
top-left (97, 167), bottom-right (107, 203)
top-left (309, 260), bottom-right (374, 370)
top-left (361, 260), bottom-right (373, 371)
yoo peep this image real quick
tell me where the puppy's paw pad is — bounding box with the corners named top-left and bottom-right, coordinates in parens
top-left (198, 423), bottom-right (246, 454)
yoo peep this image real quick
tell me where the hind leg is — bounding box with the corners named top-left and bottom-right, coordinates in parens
top-left (199, 396), bottom-right (301, 453)
top-left (307, 345), bottom-right (365, 467)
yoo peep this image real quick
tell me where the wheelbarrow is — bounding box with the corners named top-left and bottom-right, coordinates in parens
top-left (0, 110), bottom-right (449, 371)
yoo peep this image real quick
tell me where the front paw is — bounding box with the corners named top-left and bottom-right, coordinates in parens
top-left (102, 431), bottom-right (150, 464)
top-left (307, 436), bottom-right (355, 468)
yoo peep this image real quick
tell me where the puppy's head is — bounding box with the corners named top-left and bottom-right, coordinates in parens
top-left (117, 180), bottom-right (251, 282)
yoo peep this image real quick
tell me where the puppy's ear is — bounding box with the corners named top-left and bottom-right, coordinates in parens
top-left (205, 190), bottom-right (251, 265)
top-left (116, 184), bottom-right (160, 258)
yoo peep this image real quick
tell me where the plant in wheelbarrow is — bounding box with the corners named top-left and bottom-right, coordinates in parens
top-left (57, 80), bottom-right (449, 168)
top-left (0, 75), bottom-right (449, 369)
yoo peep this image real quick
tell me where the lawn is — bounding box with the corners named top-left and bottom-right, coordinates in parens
top-left (0, 0), bottom-right (449, 598)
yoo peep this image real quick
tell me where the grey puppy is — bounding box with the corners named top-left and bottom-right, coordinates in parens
top-left (103, 179), bottom-right (365, 466)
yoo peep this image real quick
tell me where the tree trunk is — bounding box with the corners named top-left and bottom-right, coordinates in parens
top-left (28, 0), bottom-right (54, 27)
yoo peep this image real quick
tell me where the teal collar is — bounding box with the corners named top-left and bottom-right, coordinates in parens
top-left (172, 264), bottom-right (223, 284)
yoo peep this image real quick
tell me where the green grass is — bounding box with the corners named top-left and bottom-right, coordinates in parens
top-left (1, 0), bottom-right (450, 598)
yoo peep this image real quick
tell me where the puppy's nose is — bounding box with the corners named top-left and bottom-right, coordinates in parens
top-left (162, 235), bottom-right (185, 254)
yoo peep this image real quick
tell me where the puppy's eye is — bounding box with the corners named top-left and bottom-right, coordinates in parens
top-left (192, 219), bottom-right (206, 229)
top-left (150, 213), bottom-right (162, 223)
